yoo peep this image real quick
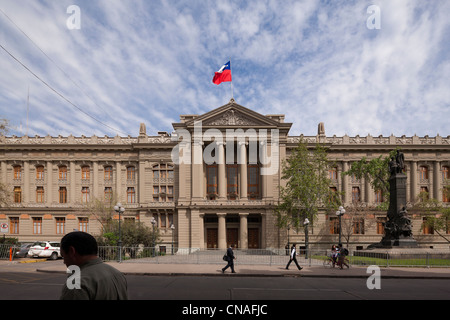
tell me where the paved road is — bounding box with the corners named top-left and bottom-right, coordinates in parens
top-left (0, 263), bottom-right (449, 300)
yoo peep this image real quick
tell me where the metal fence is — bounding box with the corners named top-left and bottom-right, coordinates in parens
top-left (97, 246), bottom-right (450, 268)
top-left (0, 244), bottom-right (18, 260)
top-left (2, 244), bottom-right (449, 268)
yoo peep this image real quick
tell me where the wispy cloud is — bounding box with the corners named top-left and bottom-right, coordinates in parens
top-left (0, 0), bottom-right (448, 138)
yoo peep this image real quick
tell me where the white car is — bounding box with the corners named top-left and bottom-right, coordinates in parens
top-left (28, 241), bottom-right (61, 260)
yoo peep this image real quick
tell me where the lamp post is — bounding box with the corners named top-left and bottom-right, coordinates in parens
top-left (335, 206), bottom-right (345, 245)
top-left (150, 217), bottom-right (156, 257)
top-left (170, 224), bottom-right (175, 255)
top-left (303, 218), bottom-right (309, 260)
top-left (113, 203), bottom-right (125, 262)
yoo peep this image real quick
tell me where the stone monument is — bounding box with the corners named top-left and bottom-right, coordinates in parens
top-left (372, 150), bottom-right (418, 248)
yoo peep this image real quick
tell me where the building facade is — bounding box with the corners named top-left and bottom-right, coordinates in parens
top-left (1, 100), bottom-right (449, 250)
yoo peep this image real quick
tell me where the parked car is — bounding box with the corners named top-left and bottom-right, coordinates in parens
top-left (15, 243), bottom-right (33, 258)
top-left (28, 241), bottom-right (61, 260)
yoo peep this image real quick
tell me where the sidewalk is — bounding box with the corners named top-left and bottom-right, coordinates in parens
top-left (33, 260), bottom-right (450, 279)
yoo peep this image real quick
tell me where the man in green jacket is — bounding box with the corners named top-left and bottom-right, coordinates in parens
top-left (60, 231), bottom-right (128, 300)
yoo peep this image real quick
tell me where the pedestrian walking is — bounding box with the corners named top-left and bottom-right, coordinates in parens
top-left (222, 244), bottom-right (236, 273)
top-left (337, 243), bottom-right (349, 269)
top-left (59, 231), bottom-right (128, 300)
top-left (285, 243), bottom-right (303, 270)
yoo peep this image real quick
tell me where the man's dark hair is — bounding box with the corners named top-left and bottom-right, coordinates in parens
top-left (61, 231), bottom-right (98, 256)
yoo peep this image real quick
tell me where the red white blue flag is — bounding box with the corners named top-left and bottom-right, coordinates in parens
top-left (212, 61), bottom-right (232, 85)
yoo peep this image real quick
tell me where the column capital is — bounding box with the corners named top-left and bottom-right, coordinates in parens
top-left (239, 212), bottom-right (249, 217)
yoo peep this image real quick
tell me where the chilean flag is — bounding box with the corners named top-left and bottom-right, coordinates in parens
top-left (212, 61), bottom-right (232, 85)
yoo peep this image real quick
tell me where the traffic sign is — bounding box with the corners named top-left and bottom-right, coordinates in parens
top-left (0, 222), bottom-right (8, 233)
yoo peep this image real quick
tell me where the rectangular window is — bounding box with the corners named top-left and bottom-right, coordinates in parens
top-left (207, 165), bottom-right (218, 195)
top-left (353, 218), bottom-right (365, 234)
top-left (422, 217), bottom-right (434, 235)
top-left (36, 187), bottom-right (44, 203)
top-left (14, 166), bottom-right (22, 179)
top-left (127, 167), bottom-right (135, 180)
top-left (104, 166), bottom-right (113, 180)
top-left (33, 217), bottom-right (42, 234)
top-left (81, 187), bottom-right (90, 203)
top-left (10, 217), bottom-right (19, 234)
top-left (79, 217), bottom-right (89, 232)
top-left (14, 187), bottom-right (22, 203)
top-left (36, 166), bottom-right (44, 179)
top-left (329, 167), bottom-right (338, 180)
top-left (329, 217), bottom-right (339, 235)
top-left (227, 165), bottom-right (238, 199)
top-left (81, 166), bottom-right (90, 180)
top-left (247, 165), bottom-right (259, 199)
top-left (352, 187), bottom-right (360, 203)
top-left (55, 217), bottom-right (65, 234)
top-left (377, 217), bottom-right (386, 234)
top-left (59, 166), bottom-right (67, 180)
top-left (419, 166), bottom-right (429, 180)
top-left (127, 187), bottom-right (135, 203)
top-left (160, 213), bottom-right (166, 228)
top-left (374, 189), bottom-right (383, 203)
top-left (59, 187), bottom-right (67, 203)
top-left (104, 187), bottom-right (112, 202)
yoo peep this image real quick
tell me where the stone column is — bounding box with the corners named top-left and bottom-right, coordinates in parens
top-left (92, 161), bottom-right (98, 199)
top-left (70, 162), bottom-right (76, 203)
top-left (218, 142), bottom-right (226, 199)
top-left (433, 161), bottom-right (440, 200)
top-left (116, 161), bottom-right (122, 203)
top-left (46, 161), bottom-right (53, 204)
top-left (23, 161), bottom-right (30, 203)
top-left (217, 213), bottom-right (227, 249)
top-left (192, 141), bottom-right (204, 199)
top-left (199, 213), bottom-right (205, 249)
top-left (342, 161), bottom-right (349, 205)
top-left (239, 213), bottom-right (249, 249)
top-left (239, 141), bottom-right (247, 199)
top-left (410, 161), bottom-right (417, 202)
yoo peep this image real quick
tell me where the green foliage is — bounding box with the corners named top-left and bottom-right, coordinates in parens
top-left (276, 140), bottom-right (341, 230)
top-left (343, 148), bottom-right (400, 204)
top-left (96, 220), bottom-right (160, 247)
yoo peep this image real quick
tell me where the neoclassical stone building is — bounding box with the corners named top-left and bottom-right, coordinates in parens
top-left (1, 100), bottom-right (449, 250)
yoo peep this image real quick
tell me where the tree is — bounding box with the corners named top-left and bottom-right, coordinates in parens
top-left (417, 184), bottom-right (450, 244)
top-left (343, 148), bottom-right (400, 210)
top-left (338, 202), bottom-right (377, 248)
top-left (84, 194), bottom-right (160, 247)
top-left (276, 140), bottom-right (341, 232)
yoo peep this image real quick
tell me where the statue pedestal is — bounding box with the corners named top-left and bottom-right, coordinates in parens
top-left (371, 172), bottom-right (417, 248)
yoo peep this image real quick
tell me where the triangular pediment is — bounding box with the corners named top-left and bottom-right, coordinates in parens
top-left (183, 99), bottom-right (283, 128)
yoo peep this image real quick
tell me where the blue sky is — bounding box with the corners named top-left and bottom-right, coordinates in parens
top-left (0, 0), bottom-right (449, 138)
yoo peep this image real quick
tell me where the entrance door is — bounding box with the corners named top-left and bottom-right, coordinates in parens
top-left (206, 228), bottom-right (218, 248)
top-left (226, 228), bottom-right (238, 248)
top-left (248, 228), bottom-right (259, 249)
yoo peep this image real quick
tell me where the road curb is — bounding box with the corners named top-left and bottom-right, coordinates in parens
top-left (19, 259), bottom-right (47, 264)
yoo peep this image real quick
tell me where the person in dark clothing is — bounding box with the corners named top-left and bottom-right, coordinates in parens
top-left (222, 244), bottom-right (236, 273)
top-left (285, 243), bottom-right (303, 270)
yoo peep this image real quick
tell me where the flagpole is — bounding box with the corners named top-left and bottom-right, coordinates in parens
top-left (230, 59), bottom-right (233, 99)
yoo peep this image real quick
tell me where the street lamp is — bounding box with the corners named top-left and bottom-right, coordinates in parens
top-left (335, 206), bottom-right (345, 245)
top-left (150, 217), bottom-right (156, 257)
top-left (170, 224), bottom-right (175, 255)
top-left (303, 218), bottom-right (310, 260)
top-left (113, 203), bottom-right (125, 262)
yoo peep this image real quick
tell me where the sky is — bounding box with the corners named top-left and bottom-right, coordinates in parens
top-left (0, 0), bottom-right (449, 138)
